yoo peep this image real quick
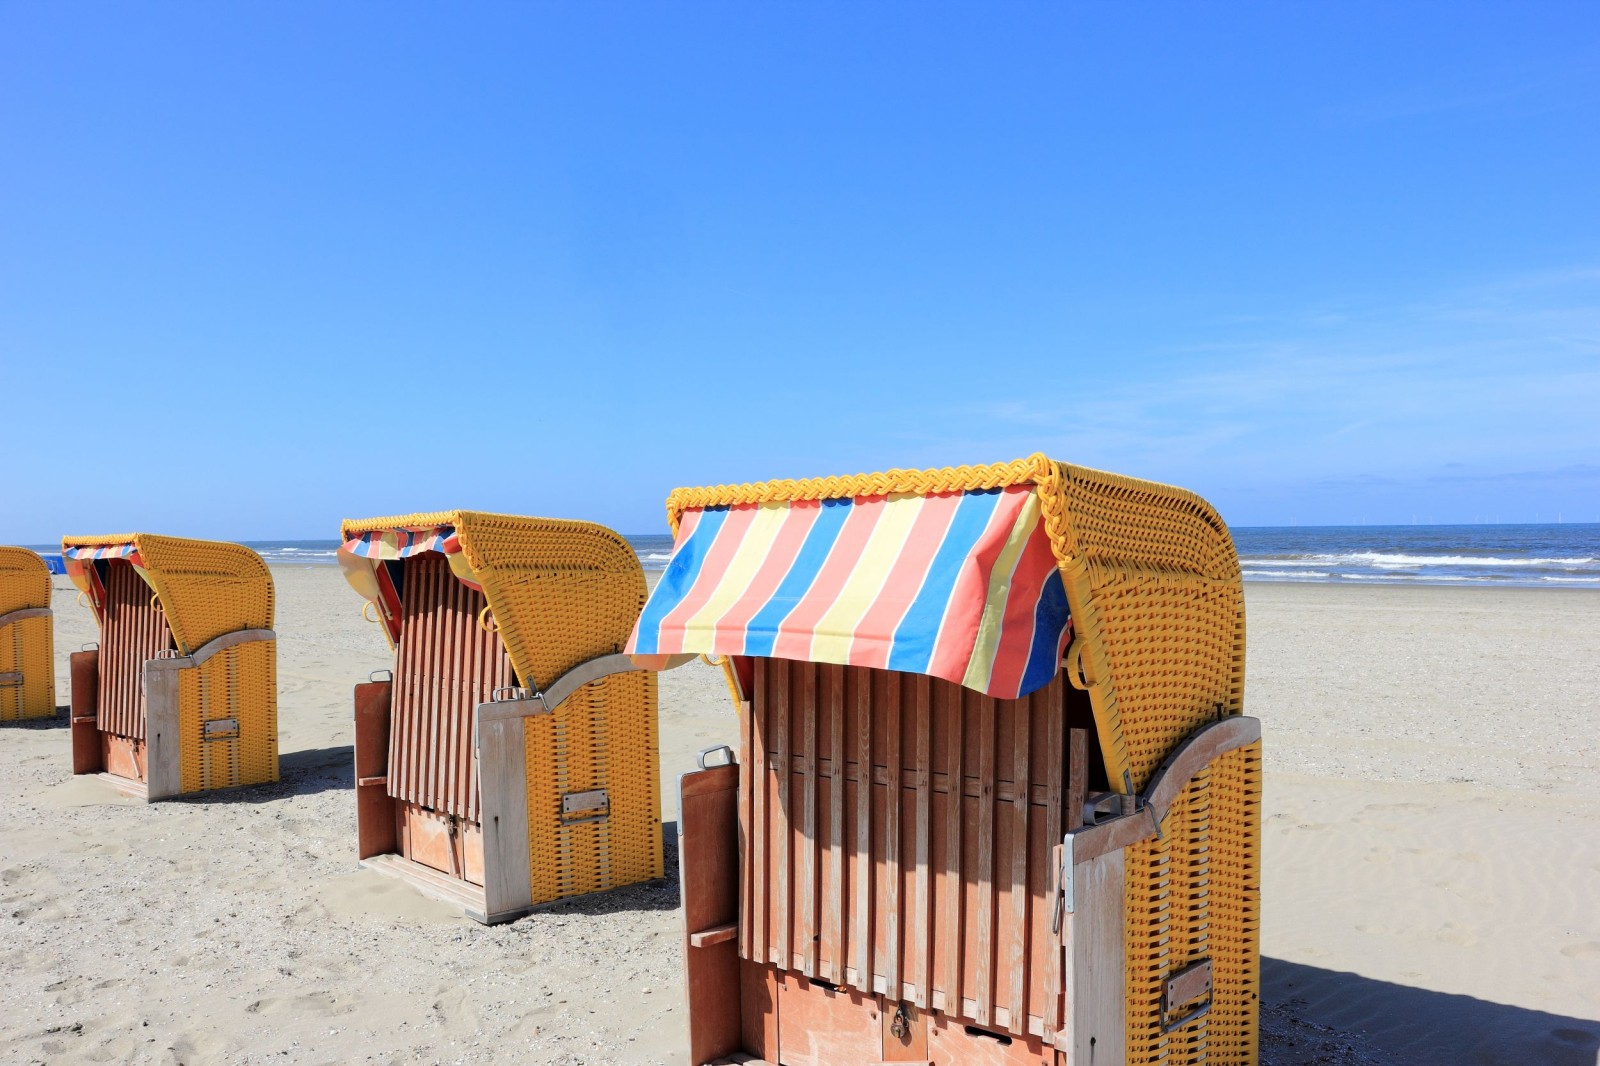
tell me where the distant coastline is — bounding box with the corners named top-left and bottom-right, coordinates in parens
top-left (26, 523), bottom-right (1600, 589)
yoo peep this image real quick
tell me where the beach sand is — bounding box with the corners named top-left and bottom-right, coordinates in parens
top-left (2, 571), bottom-right (1597, 1064)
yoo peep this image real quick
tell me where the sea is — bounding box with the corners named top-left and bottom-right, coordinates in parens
top-left (29, 524), bottom-right (1599, 589)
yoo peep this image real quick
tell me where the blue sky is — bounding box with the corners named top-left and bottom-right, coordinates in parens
top-left (3, 2), bottom-right (1596, 540)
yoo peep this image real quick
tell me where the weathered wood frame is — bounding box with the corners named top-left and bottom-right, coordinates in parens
top-left (354, 652), bottom-right (648, 924)
top-left (680, 684), bottom-right (1262, 1066)
top-left (70, 628), bottom-right (276, 801)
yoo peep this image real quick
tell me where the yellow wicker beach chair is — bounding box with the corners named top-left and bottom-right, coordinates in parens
top-left (0, 547), bottom-right (55, 722)
top-left (632, 454), bottom-right (1261, 1066)
top-left (61, 534), bottom-right (277, 801)
top-left (338, 510), bottom-right (662, 924)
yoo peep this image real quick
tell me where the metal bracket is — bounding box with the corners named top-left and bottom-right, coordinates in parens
top-left (203, 718), bottom-right (240, 741)
top-left (1160, 959), bottom-right (1213, 1033)
top-left (0, 672), bottom-right (21, 688)
top-left (369, 668), bottom-right (393, 684)
top-left (560, 789), bottom-right (610, 823)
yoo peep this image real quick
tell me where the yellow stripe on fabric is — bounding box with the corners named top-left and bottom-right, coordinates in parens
top-left (679, 501), bottom-right (792, 644)
top-left (810, 492), bottom-right (923, 663)
top-left (961, 491), bottom-right (1042, 692)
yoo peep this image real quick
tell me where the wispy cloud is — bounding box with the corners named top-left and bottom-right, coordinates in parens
top-left (948, 266), bottom-right (1600, 504)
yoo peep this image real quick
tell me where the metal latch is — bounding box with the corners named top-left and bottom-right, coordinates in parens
top-left (0, 672), bottom-right (21, 688)
top-left (1160, 958), bottom-right (1212, 1033)
top-left (203, 718), bottom-right (240, 741)
top-left (560, 789), bottom-right (609, 823)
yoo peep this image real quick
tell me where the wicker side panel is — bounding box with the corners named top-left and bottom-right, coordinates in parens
top-left (524, 670), bottom-right (662, 906)
top-left (1050, 463), bottom-right (1245, 793)
top-left (0, 547), bottom-right (51, 615)
top-left (390, 553), bottom-right (513, 822)
top-left (1080, 571), bottom-right (1242, 792)
top-left (1206, 741), bottom-right (1262, 1065)
top-left (132, 535), bottom-right (273, 654)
top-left (1122, 770), bottom-right (1210, 1066)
top-left (98, 560), bottom-right (173, 740)
top-left (455, 512), bottom-right (645, 691)
top-left (177, 640), bottom-right (279, 794)
top-left (0, 614), bottom-right (55, 721)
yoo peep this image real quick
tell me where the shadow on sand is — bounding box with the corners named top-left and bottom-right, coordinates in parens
top-left (1264, 957), bottom-right (1600, 1066)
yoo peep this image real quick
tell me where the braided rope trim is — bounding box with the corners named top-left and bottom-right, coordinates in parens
top-left (665, 452), bottom-right (1065, 532)
top-left (61, 533), bottom-right (144, 549)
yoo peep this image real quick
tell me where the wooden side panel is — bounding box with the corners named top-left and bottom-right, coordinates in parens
top-left (682, 762), bottom-right (743, 1066)
top-left (744, 661), bottom-right (1074, 1043)
top-left (927, 1014), bottom-right (1054, 1066)
top-left (97, 559), bottom-right (172, 746)
top-left (774, 973), bottom-right (881, 1066)
top-left (397, 802), bottom-right (457, 877)
top-left (70, 650), bottom-right (103, 775)
top-left (740, 962), bottom-right (780, 1061)
top-left (389, 553), bottom-right (512, 822)
top-left (478, 716), bottom-right (528, 913)
top-left (354, 680), bottom-right (397, 859)
top-left (1061, 852), bottom-right (1126, 1064)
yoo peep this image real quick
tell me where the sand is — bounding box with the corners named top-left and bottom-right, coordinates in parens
top-left (2, 571), bottom-right (1597, 1065)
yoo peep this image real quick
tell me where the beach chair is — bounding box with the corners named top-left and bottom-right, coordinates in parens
top-left (630, 455), bottom-right (1262, 1066)
top-left (339, 511), bottom-right (662, 924)
top-left (62, 534), bottom-right (278, 801)
top-left (0, 547), bottom-right (55, 722)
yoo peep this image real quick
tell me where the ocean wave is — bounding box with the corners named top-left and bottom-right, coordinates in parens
top-left (1540, 576), bottom-right (1600, 584)
top-left (1242, 552), bottom-right (1597, 569)
top-left (1242, 569), bottom-right (1333, 579)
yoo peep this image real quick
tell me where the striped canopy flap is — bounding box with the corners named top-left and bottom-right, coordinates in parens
top-left (62, 541), bottom-right (145, 624)
top-left (628, 484), bottom-right (1071, 700)
top-left (338, 525), bottom-right (480, 645)
top-left (63, 542), bottom-right (142, 564)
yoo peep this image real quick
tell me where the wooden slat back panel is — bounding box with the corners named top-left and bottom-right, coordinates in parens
top-left (747, 658), bottom-right (1069, 1041)
top-left (388, 553), bottom-right (513, 822)
top-left (97, 560), bottom-right (173, 740)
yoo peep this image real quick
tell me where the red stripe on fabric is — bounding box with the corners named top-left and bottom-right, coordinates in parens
top-left (981, 520), bottom-right (1059, 699)
top-left (849, 491), bottom-right (966, 670)
top-left (770, 495), bottom-right (886, 661)
top-left (654, 505), bottom-right (760, 653)
top-left (925, 485), bottom-right (1033, 683)
top-left (707, 501), bottom-right (823, 654)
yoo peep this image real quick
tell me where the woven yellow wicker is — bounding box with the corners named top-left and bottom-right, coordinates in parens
top-left (340, 510), bottom-right (662, 922)
top-left (0, 546), bottom-right (55, 722)
top-left (61, 533), bottom-right (277, 799)
top-left (664, 454), bottom-right (1259, 1066)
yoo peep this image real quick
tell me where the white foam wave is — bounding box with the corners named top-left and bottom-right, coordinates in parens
top-left (1242, 569), bottom-right (1333, 579)
top-left (1540, 576), bottom-right (1600, 584)
top-left (1244, 552), bottom-right (1597, 569)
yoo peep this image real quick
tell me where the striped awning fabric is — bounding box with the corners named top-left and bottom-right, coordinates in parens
top-left (628, 484), bottom-right (1071, 700)
top-left (338, 526), bottom-right (461, 560)
top-left (337, 525), bottom-right (480, 645)
top-left (63, 543), bottom-right (142, 564)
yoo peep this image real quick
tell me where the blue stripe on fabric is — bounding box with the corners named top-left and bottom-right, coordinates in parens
top-left (1016, 570), bottom-right (1071, 698)
top-left (631, 506), bottom-right (730, 654)
top-left (740, 496), bottom-right (856, 658)
top-left (885, 488), bottom-right (1004, 676)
